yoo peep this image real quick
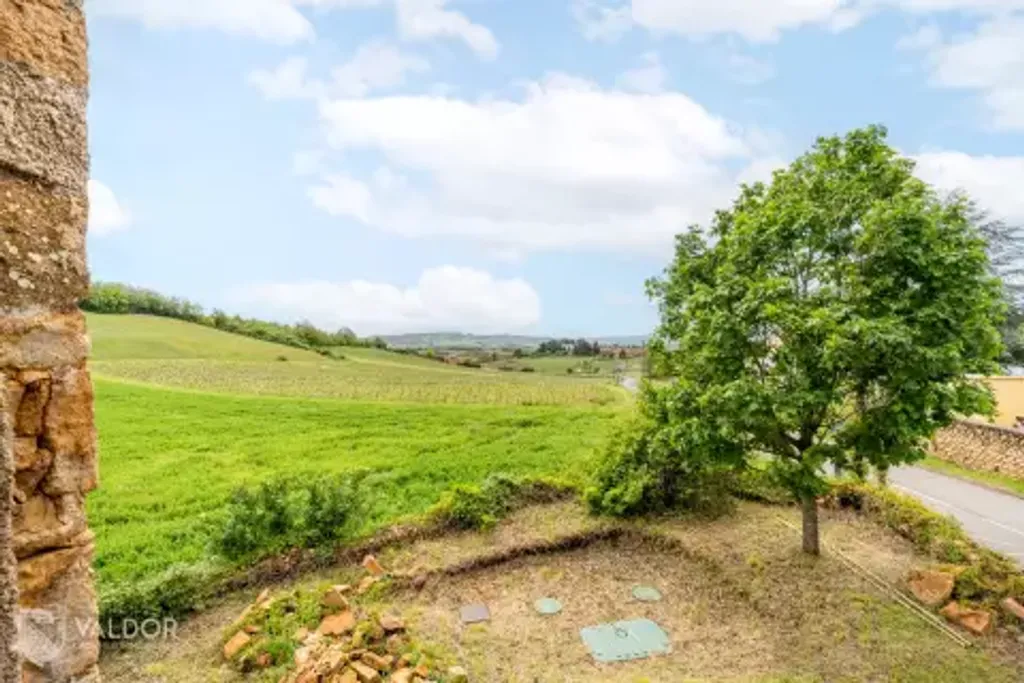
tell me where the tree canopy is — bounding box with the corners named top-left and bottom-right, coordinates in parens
top-left (591, 126), bottom-right (1006, 554)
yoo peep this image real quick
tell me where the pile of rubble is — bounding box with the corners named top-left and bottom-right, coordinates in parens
top-left (907, 568), bottom-right (1024, 636)
top-left (222, 555), bottom-right (468, 683)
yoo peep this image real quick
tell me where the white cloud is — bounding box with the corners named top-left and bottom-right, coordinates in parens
top-left (248, 57), bottom-right (325, 100)
top-left (292, 0), bottom-right (386, 6)
top-left (914, 151), bottom-right (1024, 224)
top-left (308, 74), bottom-right (773, 253)
top-left (723, 52), bottom-right (776, 85)
top-left (917, 18), bottom-right (1024, 130)
top-left (234, 266), bottom-right (541, 333)
top-left (87, 180), bottom-right (133, 236)
top-left (293, 151), bottom-right (326, 177)
top-left (396, 0), bottom-right (499, 59)
top-left (629, 0), bottom-right (1024, 42)
top-left (617, 52), bottom-right (667, 93)
top-left (631, 0), bottom-right (854, 42)
top-left (331, 41), bottom-right (430, 96)
top-left (249, 43), bottom-right (429, 102)
top-left (896, 23), bottom-right (942, 51)
top-left (572, 0), bottom-right (633, 42)
top-left (87, 0), bottom-right (314, 43)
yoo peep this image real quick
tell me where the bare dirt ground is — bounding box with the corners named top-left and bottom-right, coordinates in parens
top-left (101, 501), bottom-right (1024, 683)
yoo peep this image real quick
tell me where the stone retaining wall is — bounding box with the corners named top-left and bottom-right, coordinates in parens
top-left (1, 1), bottom-right (99, 681)
top-left (932, 420), bottom-right (1024, 480)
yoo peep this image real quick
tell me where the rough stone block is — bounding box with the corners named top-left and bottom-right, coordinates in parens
top-left (42, 449), bottom-right (97, 496)
top-left (0, 310), bottom-right (89, 370)
top-left (0, 0), bottom-right (88, 86)
top-left (16, 532), bottom-right (89, 603)
top-left (14, 442), bottom-right (53, 497)
top-left (1, 175), bottom-right (89, 313)
top-left (0, 387), bottom-right (18, 683)
top-left (41, 365), bottom-right (93, 456)
top-left (4, 376), bottom-right (24, 428)
top-left (18, 536), bottom-right (99, 679)
top-left (13, 491), bottom-right (85, 559)
top-left (40, 365), bottom-right (97, 494)
top-left (15, 374), bottom-right (51, 436)
top-left (0, 61), bottom-right (87, 191)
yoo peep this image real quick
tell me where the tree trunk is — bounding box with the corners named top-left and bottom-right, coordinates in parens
top-left (801, 494), bottom-right (821, 555)
top-left (877, 466), bottom-right (889, 488)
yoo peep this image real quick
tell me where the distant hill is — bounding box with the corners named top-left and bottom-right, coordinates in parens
top-left (86, 314), bottom-right (327, 361)
top-left (380, 332), bottom-right (649, 349)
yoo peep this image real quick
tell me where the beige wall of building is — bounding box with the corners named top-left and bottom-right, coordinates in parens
top-left (984, 376), bottom-right (1024, 428)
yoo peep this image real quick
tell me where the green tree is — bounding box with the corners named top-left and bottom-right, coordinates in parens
top-left (645, 126), bottom-right (1004, 554)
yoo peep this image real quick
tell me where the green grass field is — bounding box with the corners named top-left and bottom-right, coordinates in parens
top-left (87, 314), bottom-right (627, 592)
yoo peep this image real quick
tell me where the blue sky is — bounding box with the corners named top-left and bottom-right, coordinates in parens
top-left (84, 0), bottom-right (1024, 337)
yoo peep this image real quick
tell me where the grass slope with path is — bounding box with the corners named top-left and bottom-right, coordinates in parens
top-left (87, 315), bottom-right (626, 593)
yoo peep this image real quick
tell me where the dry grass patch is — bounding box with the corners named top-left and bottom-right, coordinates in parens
top-left (99, 502), bottom-right (1024, 683)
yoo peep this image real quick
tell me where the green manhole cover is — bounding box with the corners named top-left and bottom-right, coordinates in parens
top-left (580, 618), bottom-right (671, 663)
top-left (534, 598), bottom-right (562, 615)
top-left (632, 585), bottom-right (662, 602)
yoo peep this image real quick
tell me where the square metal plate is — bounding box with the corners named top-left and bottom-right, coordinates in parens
top-left (580, 619), bottom-right (671, 663)
top-left (459, 603), bottom-right (491, 624)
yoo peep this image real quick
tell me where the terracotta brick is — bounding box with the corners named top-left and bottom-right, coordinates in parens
top-left (0, 0), bottom-right (88, 86)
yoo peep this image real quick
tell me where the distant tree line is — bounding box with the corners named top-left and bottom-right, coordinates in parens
top-left (535, 338), bottom-right (603, 356)
top-left (81, 282), bottom-right (386, 354)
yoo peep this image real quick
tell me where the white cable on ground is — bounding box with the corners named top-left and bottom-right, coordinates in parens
top-left (773, 515), bottom-right (973, 648)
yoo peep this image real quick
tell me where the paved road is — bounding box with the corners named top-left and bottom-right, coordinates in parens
top-left (616, 377), bottom-right (1024, 563)
top-left (889, 466), bottom-right (1024, 565)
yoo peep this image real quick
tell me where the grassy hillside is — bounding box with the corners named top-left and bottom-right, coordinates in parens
top-left (88, 314), bottom-right (625, 406)
top-left (89, 379), bottom-right (620, 586)
top-left (86, 313), bottom-right (629, 609)
top-left (87, 313), bottom-right (325, 361)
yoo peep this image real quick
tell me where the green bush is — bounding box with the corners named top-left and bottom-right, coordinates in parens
top-left (215, 475), bottom-right (362, 561)
top-left (99, 561), bottom-right (222, 636)
top-left (431, 483), bottom-right (501, 530)
top-left (585, 417), bottom-right (735, 518)
top-left (730, 465), bottom-right (794, 505)
top-left (429, 474), bottom-right (575, 530)
top-left (303, 475), bottom-right (361, 547)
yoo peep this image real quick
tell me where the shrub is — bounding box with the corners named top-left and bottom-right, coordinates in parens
top-left (730, 465), bottom-right (794, 505)
top-left (215, 475), bottom-right (362, 561)
top-left (303, 475), bottom-right (361, 547)
top-left (429, 474), bottom-right (575, 530)
top-left (99, 561), bottom-right (222, 636)
top-left (520, 366), bottom-right (536, 373)
top-left (585, 417), bottom-right (735, 518)
top-left (276, 355), bottom-right (289, 362)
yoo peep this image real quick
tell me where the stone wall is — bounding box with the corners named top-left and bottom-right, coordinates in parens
top-left (1, 1), bottom-right (99, 682)
top-left (932, 420), bottom-right (1024, 480)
